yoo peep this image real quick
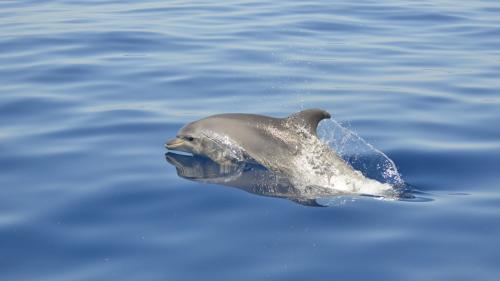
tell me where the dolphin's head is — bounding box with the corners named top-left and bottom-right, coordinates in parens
top-left (166, 118), bottom-right (228, 160)
top-left (166, 116), bottom-right (247, 163)
top-left (165, 121), bottom-right (204, 155)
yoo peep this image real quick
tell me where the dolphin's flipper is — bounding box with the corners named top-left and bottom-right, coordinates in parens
top-left (286, 108), bottom-right (331, 136)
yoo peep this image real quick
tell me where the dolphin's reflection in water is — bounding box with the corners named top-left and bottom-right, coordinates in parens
top-left (165, 152), bottom-right (345, 207)
top-left (165, 153), bottom-right (427, 206)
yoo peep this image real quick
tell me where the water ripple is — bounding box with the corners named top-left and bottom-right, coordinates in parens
top-left (1, 0), bottom-right (500, 280)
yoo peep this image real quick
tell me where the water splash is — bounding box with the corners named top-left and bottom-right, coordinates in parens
top-left (199, 130), bottom-right (247, 162)
top-left (264, 120), bottom-right (398, 198)
top-left (317, 119), bottom-right (405, 187)
top-left (290, 129), bottom-right (396, 197)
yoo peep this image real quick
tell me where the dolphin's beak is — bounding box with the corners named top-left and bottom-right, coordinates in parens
top-left (165, 138), bottom-right (185, 150)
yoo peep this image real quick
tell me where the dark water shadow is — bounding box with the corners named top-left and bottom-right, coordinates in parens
top-left (165, 152), bottom-right (433, 207)
top-left (397, 184), bottom-right (435, 203)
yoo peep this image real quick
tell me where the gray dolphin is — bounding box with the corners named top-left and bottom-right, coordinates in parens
top-left (166, 109), bottom-right (395, 195)
top-left (165, 108), bottom-right (330, 167)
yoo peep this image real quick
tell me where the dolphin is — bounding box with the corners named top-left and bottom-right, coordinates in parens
top-left (165, 109), bottom-right (395, 195)
top-left (165, 108), bottom-right (331, 167)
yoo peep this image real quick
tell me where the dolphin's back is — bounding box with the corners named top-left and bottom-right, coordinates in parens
top-left (206, 108), bottom-right (330, 136)
top-left (207, 113), bottom-right (282, 125)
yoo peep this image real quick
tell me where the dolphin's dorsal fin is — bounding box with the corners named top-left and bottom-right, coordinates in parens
top-left (286, 108), bottom-right (331, 136)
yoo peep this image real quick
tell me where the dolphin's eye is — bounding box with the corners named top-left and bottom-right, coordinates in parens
top-left (185, 136), bottom-right (194, 141)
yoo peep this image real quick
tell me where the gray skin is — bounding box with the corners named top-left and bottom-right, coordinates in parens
top-left (165, 109), bottom-right (334, 174)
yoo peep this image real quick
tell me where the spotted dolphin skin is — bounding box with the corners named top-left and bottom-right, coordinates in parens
top-left (165, 109), bottom-right (394, 195)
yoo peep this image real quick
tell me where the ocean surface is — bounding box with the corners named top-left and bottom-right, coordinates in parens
top-left (1, 0), bottom-right (500, 280)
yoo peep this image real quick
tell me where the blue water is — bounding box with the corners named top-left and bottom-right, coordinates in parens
top-left (1, 0), bottom-right (500, 280)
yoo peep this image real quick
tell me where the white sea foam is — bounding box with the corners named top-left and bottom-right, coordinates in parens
top-left (277, 122), bottom-right (397, 198)
top-left (199, 130), bottom-right (247, 162)
top-left (317, 119), bottom-right (404, 187)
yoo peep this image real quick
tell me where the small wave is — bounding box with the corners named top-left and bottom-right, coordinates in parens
top-left (318, 119), bottom-right (405, 187)
top-left (280, 122), bottom-right (398, 198)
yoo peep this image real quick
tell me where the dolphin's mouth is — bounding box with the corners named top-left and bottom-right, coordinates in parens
top-left (165, 138), bottom-right (185, 149)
